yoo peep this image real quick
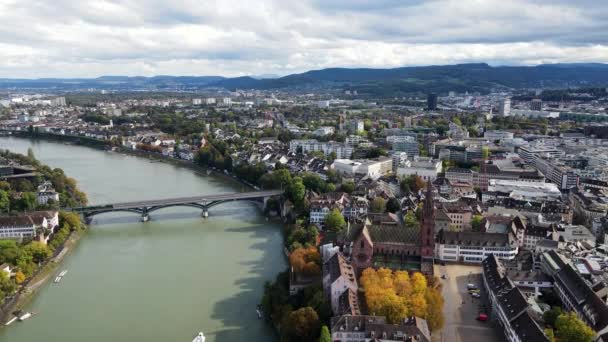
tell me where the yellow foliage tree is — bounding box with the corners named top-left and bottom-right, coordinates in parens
top-left (360, 267), bottom-right (444, 331)
top-left (289, 246), bottom-right (321, 276)
top-left (14, 271), bottom-right (26, 284)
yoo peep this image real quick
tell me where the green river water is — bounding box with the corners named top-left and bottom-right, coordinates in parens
top-left (0, 137), bottom-right (284, 342)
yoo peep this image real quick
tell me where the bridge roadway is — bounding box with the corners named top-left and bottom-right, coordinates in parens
top-left (69, 190), bottom-right (284, 221)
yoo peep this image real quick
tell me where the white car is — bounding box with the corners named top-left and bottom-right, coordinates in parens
top-left (471, 292), bottom-right (481, 298)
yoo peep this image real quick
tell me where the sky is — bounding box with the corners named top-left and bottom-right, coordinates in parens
top-left (1, 0), bottom-right (607, 78)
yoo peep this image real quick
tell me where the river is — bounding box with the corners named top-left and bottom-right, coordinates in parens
top-left (0, 137), bottom-right (285, 342)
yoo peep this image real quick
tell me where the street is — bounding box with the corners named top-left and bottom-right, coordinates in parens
top-left (433, 264), bottom-right (504, 342)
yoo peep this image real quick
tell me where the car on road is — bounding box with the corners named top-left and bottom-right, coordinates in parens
top-left (477, 313), bottom-right (488, 321)
top-left (467, 283), bottom-right (477, 289)
top-left (471, 292), bottom-right (481, 298)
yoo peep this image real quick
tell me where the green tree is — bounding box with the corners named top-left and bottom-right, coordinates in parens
top-left (325, 208), bottom-right (346, 232)
top-left (471, 215), bottom-right (484, 232)
top-left (283, 307), bottom-right (321, 342)
top-left (340, 181), bottom-right (355, 194)
top-left (0, 190), bottom-right (9, 213)
top-left (288, 177), bottom-right (306, 207)
top-left (554, 312), bottom-right (595, 342)
top-left (371, 197), bottom-right (386, 213)
top-left (482, 146), bottom-right (490, 159)
top-left (20, 192), bottom-right (37, 211)
top-left (25, 241), bottom-right (51, 264)
top-left (319, 325), bottom-right (331, 342)
top-left (386, 198), bottom-right (400, 213)
top-left (544, 306), bottom-right (563, 327)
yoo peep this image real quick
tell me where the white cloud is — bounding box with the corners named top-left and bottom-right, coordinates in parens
top-left (0, 0), bottom-right (606, 78)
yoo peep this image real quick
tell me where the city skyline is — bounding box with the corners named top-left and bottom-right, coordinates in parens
top-left (1, 0), bottom-right (608, 78)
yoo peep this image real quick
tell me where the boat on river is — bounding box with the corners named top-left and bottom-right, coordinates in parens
top-left (18, 312), bottom-right (32, 321)
top-left (5, 316), bottom-right (18, 326)
top-left (192, 332), bottom-right (205, 342)
top-left (59, 270), bottom-right (68, 277)
top-left (54, 276), bottom-right (62, 283)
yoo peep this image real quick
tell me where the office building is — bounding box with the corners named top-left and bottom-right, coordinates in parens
top-left (427, 93), bottom-right (437, 111)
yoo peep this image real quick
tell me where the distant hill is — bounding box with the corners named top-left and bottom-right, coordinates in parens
top-left (1, 63), bottom-right (607, 95)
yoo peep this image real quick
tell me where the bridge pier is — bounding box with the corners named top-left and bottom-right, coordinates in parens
top-left (202, 207), bottom-right (209, 218)
top-left (141, 208), bottom-right (149, 222)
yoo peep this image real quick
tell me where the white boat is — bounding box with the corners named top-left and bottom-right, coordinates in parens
top-left (59, 270), bottom-right (68, 277)
top-left (5, 317), bottom-right (18, 326)
top-left (18, 312), bottom-right (32, 321)
top-left (192, 332), bottom-right (205, 342)
top-left (54, 276), bottom-right (62, 283)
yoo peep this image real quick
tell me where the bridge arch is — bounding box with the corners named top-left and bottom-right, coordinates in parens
top-left (146, 203), bottom-right (207, 213)
top-left (84, 208), bottom-right (144, 218)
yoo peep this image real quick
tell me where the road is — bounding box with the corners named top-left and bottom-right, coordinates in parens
top-left (433, 264), bottom-right (504, 342)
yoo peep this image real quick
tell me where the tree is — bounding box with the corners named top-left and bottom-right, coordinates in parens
top-left (386, 198), bottom-right (400, 213)
top-left (0, 190), bottom-right (9, 213)
top-left (544, 306), bottom-right (563, 327)
top-left (319, 325), bottom-right (331, 342)
top-left (20, 192), bottom-right (37, 211)
top-left (324, 208), bottom-right (346, 232)
top-left (481, 146), bottom-right (490, 159)
top-left (425, 287), bottom-right (445, 331)
top-left (25, 241), bottom-right (51, 264)
top-left (14, 271), bottom-right (26, 284)
top-left (371, 197), bottom-right (386, 213)
top-left (289, 247), bottom-right (321, 276)
top-left (340, 181), bottom-right (355, 194)
top-left (287, 177), bottom-right (306, 207)
top-left (283, 307), bottom-right (321, 342)
top-left (471, 215), bottom-right (484, 232)
top-left (554, 312), bottom-right (594, 342)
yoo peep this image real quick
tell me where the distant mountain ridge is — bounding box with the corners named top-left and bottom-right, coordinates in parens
top-left (1, 63), bottom-right (607, 95)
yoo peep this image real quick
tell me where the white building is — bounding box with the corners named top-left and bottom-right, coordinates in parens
top-left (37, 181), bottom-right (60, 205)
top-left (510, 109), bottom-right (559, 119)
top-left (192, 98), bottom-right (202, 105)
top-left (484, 130), bottom-right (514, 141)
top-left (485, 179), bottom-right (561, 202)
top-left (221, 98), bottom-right (232, 106)
top-left (289, 139), bottom-right (353, 159)
top-left (349, 119), bottom-right (364, 133)
top-left (435, 230), bottom-right (519, 263)
top-left (317, 100), bottom-right (330, 108)
top-left (396, 158), bottom-right (442, 182)
top-left (312, 126), bottom-right (335, 137)
top-left (0, 211), bottom-right (59, 241)
top-left (205, 98), bottom-right (216, 105)
top-left (332, 157), bottom-right (392, 179)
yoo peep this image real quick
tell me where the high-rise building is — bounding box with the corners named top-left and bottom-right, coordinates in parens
top-left (498, 97), bottom-right (511, 116)
top-left (427, 93), bottom-right (438, 111)
top-left (531, 99), bottom-right (542, 111)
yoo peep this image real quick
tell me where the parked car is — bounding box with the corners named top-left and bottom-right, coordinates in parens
top-left (471, 292), bottom-right (481, 298)
top-left (467, 283), bottom-right (477, 290)
top-left (477, 313), bottom-right (488, 321)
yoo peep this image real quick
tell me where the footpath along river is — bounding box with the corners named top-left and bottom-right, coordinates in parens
top-left (0, 136), bottom-right (285, 342)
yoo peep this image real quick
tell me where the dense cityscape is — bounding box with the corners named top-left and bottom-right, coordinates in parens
top-left (0, 81), bottom-right (606, 342)
top-left (2, 1), bottom-right (608, 342)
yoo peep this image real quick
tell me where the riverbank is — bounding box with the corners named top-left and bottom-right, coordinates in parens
top-left (9, 131), bottom-right (258, 192)
top-left (0, 229), bottom-right (84, 325)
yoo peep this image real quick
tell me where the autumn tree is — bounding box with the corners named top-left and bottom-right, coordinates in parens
top-left (289, 247), bottom-right (321, 276)
top-left (283, 306), bottom-right (321, 342)
top-left (14, 271), bottom-right (26, 284)
top-left (360, 268), bottom-right (444, 331)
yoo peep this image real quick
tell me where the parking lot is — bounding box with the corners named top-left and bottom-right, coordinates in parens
top-left (433, 264), bottom-right (504, 342)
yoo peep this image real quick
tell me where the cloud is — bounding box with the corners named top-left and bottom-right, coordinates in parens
top-left (0, 0), bottom-right (606, 78)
